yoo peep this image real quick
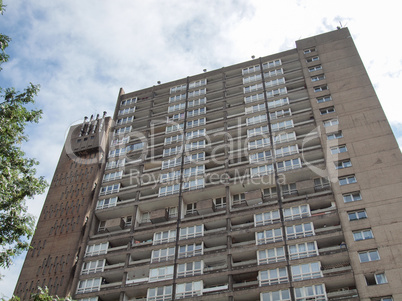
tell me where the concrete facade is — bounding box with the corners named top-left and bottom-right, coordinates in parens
top-left (14, 28), bottom-right (402, 301)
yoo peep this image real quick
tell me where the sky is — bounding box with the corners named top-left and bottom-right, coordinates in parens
top-left (0, 0), bottom-right (401, 298)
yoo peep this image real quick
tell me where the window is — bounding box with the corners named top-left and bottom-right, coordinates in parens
top-left (271, 120), bottom-right (294, 132)
top-left (168, 207), bottom-right (177, 218)
top-left (183, 165), bottom-right (205, 177)
top-left (182, 178), bottom-right (204, 191)
top-left (244, 83), bottom-right (263, 94)
top-left (147, 285), bottom-right (172, 301)
top-left (311, 74), bottom-right (325, 82)
top-left (248, 138), bottom-right (270, 150)
top-left (141, 212), bottom-right (150, 223)
top-left (246, 114), bottom-right (267, 126)
top-left (270, 108), bottom-right (291, 120)
top-left (251, 164), bottom-right (274, 177)
top-left (244, 92), bottom-right (265, 104)
top-left (81, 260), bottom-right (105, 275)
top-left (179, 225), bottom-right (204, 240)
top-left (188, 88), bottom-right (206, 98)
top-left (189, 79), bottom-right (207, 89)
top-left (188, 97), bottom-right (206, 108)
top-left (153, 230), bottom-right (176, 245)
top-left (247, 125), bottom-right (269, 138)
top-left (275, 145), bottom-right (298, 158)
top-left (359, 249), bottom-right (380, 263)
top-left (331, 144), bottom-right (347, 154)
top-left (288, 242), bottom-right (318, 260)
top-left (283, 205), bottom-right (310, 221)
top-left (241, 73), bottom-right (261, 85)
top-left (323, 118), bottom-right (339, 127)
top-left (249, 150), bottom-right (272, 163)
top-left (185, 140), bottom-right (205, 151)
top-left (257, 247), bottom-right (286, 265)
top-left (343, 191), bottom-right (362, 203)
top-left (348, 209), bottom-right (367, 221)
top-left (232, 193), bottom-right (246, 206)
top-left (260, 289), bottom-right (290, 301)
top-left (282, 183), bottom-right (297, 195)
top-left (99, 184), bottom-right (120, 196)
top-left (273, 131), bottom-right (297, 145)
top-left (164, 134), bottom-right (183, 145)
top-left (162, 157), bottom-right (181, 169)
top-left (76, 278), bottom-right (101, 294)
top-left (294, 284), bottom-right (326, 301)
top-left (265, 68), bottom-right (284, 78)
top-left (327, 131), bottom-right (343, 140)
top-left (117, 116), bottom-right (134, 125)
top-left (177, 261), bottom-right (202, 278)
top-left (159, 184), bottom-right (180, 197)
top-left (170, 84), bottom-right (186, 94)
top-left (111, 136), bottom-right (130, 146)
top-left (186, 117), bottom-right (206, 128)
top-left (242, 64), bottom-right (260, 75)
top-left (335, 159), bottom-right (352, 169)
top-left (262, 59), bottom-right (282, 69)
top-left (118, 107), bottom-right (135, 116)
top-left (185, 203), bottom-right (196, 215)
top-left (108, 147), bottom-right (126, 158)
top-left (317, 95), bottom-right (332, 103)
top-left (178, 243), bottom-right (203, 258)
top-left (114, 126), bottom-right (131, 135)
top-left (259, 267), bottom-right (288, 286)
top-left (163, 146), bottom-right (182, 157)
top-left (176, 281), bottom-right (203, 299)
top-left (160, 170), bottom-right (181, 183)
top-left (169, 93), bottom-right (186, 103)
top-left (286, 223), bottom-right (314, 239)
top-left (127, 142), bottom-right (145, 153)
top-left (187, 107), bottom-right (206, 117)
top-left (103, 171), bottom-right (123, 182)
top-left (353, 229), bottom-right (374, 241)
top-left (308, 65), bottom-right (322, 72)
top-left (291, 262), bottom-right (322, 281)
top-left (85, 242), bottom-right (108, 257)
top-left (276, 158), bottom-right (302, 172)
top-left (214, 197), bottom-right (226, 209)
top-left (184, 152), bottom-right (205, 164)
top-left (78, 298), bottom-right (98, 301)
top-left (263, 186), bottom-right (277, 198)
top-left (306, 56), bottom-right (319, 63)
top-left (149, 266), bottom-right (174, 282)
top-left (186, 129), bottom-right (206, 139)
top-left (339, 175), bottom-right (357, 186)
top-left (265, 77), bottom-right (285, 87)
top-left (168, 112), bottom-right (185, 121)
top-left (168, 103), bottom-right (185, 113)
top-left (268, 97), bottom-right (289, 109)
top-left (105, 159), bottom-right (125, 170)
top-left (254, 210), bottom-right (281, 226)
top-left (314, 177), bottom-right (330, 190)
top-left (166, 123), bottom-right (184, 133)
top-left (256, 228), bottom-right (283, 245)
top-left (304, 47), bottom-right (316, 54)
top-left (320, 106), bottom-right (335, 115)
top-left (266, 87), bottom-right (287, 98)
top-left (121, 97), bottom-right (137, 106)
top-left (96, 197), bottom-right (118, 210)
top-left (151, 247), bottom-right (175, 263)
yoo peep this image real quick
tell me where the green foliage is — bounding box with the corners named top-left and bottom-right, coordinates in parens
top-left (1, 287), bottom-right (73, 301)
top-left (31, 287), bottom-right (72, 301)
top-left (0, 4), bottom-right (48, 270)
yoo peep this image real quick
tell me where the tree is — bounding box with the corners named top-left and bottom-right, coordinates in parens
top-left (0, 5), bottom-right (48, 270)
top-left (3, 287), bottom-right (72, 301)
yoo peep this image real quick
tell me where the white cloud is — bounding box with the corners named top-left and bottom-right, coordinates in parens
top-left (0, 0), bottom-right (401, 297)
